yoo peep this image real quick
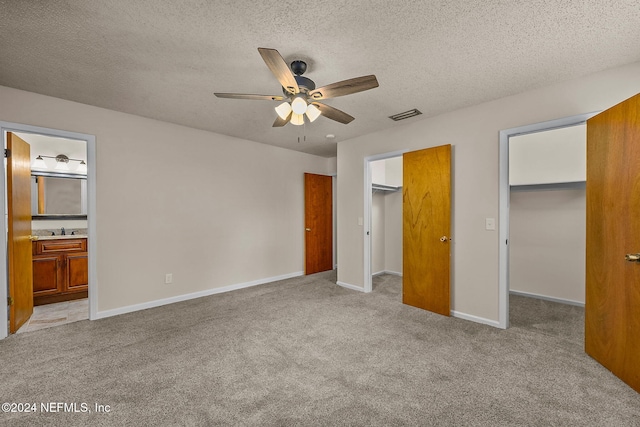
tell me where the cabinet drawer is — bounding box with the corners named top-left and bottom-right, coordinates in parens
top-left (35, 239), bottom-right (87, 254)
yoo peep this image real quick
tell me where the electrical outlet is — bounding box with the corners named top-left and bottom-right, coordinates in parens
top-left (165, 273), bottom-right (173, 284)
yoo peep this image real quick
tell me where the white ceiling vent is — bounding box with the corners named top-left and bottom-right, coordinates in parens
top-left (389, 109), bottom-right (422, 121)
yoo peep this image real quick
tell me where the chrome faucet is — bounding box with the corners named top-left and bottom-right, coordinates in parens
top-left (61, 227), bottom-right (66, 236)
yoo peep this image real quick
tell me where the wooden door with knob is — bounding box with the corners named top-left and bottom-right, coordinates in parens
top-left (585, 93), bottom-right (640, 393)
top-left (403, 145), bottom-right (452, 315)
top-left (304, 173), bottom-right (333, 275)
top-left (7, 132), bottom-right (34, 333)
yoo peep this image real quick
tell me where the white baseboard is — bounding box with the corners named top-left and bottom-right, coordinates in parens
top-left (451, 310), bottom-right (501, 328)
top-left (384, 270), bottom-right (402, 277)
top-left (336, 281), bottom-right (365, 292)
top-left (95, 271), bottom-right (304, 320)
top-left (372, 270), bottom-right (403, 277)
top-left (509, 290), bottom-right (585, 307)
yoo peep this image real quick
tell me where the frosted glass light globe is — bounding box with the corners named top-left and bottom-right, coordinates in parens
top-left (275, 102), bottom-right (292, 120)
top-left (290, 113), bottom-right (305, 126)
top-left (291, 97), bottom-right (307, 115)
top-left (305, 104), bottom-right (321, 122)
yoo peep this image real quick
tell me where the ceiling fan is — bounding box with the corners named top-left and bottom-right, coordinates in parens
top-left (214, 48), bottom-right (379, 127)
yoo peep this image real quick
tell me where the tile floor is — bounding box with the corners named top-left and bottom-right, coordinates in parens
top-left (16, 299), bottom-right (88, 334)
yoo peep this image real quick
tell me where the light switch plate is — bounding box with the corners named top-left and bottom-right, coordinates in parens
top-left (485, 218), bottom-right (496, 231)
top-left (358, 217), bottom-right (363, 226)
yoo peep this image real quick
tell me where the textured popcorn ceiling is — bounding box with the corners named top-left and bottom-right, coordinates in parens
top-left (1, 1), bottom-right (640, 157)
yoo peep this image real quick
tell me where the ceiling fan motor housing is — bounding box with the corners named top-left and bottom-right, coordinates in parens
top-left (290, 60), bottom-right (307, 75)
top-left (285, 60), bottom-right (316, 95)
top-left (282, 75), bottom-right (316, 96)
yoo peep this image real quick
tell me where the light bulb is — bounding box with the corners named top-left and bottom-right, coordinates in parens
top-left (275, 102), bottom-right (292, 120)
top-left (291, 96), bottom-right (307, 115)
top-left (76, 161), bottom-right (87, 174)
top-left (55, 160), bottom-right (69, 171)
top-left (290, 113), bottom-right (304, 126)
top-left (32, 155), bottom-right (47, 169)
top-left (305, 104), bottom-right (321, 122)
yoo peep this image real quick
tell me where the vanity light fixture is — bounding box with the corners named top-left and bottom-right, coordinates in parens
top-left (32, 155), bottom-right (47, 169)
top-left (55, 154), bottom-right (69, 171)
top-left (32, 154), bottom-right (87, 173)
top-left (76, 161), bottom-right (87, 174)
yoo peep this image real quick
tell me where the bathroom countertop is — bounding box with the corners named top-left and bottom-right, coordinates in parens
top-left (34, 235), bottom-right (88, 241)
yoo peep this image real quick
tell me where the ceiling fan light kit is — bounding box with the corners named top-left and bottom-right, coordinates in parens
top-left (275, 102), bottom-right (292, 120)
top-left (291, 96), bottom-right (307, 115)
top-left (214, 48), bottom-right (379, 128)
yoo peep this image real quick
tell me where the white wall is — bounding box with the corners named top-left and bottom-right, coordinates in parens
top-left (371, 192), bottom-right (385, 274)
top-left (370, 157), bottom-right (403, 276)
top-left (337, 61), bottom-right (640, 324)
top-left (32, 219), bottom-right (88, 232)
top-left (371, 159), bottom-right (386, 185)
top-left (371, 190), bottom-right (402, 276)
top-left (385, 157), bottom-right (403, 187)
top-left (509, 186), bottom-right (585, 304)
top-left (509, 124), bottom-right (586, 185)
top-left (384, 190), bottom-right (402, 275)
top-left (0, 85), bottom-right (335, 314)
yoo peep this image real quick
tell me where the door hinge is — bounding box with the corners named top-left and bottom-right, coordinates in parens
top-left (7, 296), bottom-right (13, 306)
top-left (4, 149), bottom-right (9, 158)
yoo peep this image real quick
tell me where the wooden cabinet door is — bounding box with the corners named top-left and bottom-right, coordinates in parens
top-left (66, 253), bottom-right (88, 291)
top-left (33, 255), bottom-right (63, 296)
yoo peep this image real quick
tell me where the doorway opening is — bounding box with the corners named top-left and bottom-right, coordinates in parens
top-left (364, 146), bottom-right (452, 318)
top-left (0, 122), bottom-right (97, 340)
top-left (364, 150), bottom-right (407, 293)
top-left (369, 156), bottom-right (403, 294)
top-left (498, 112), bottom-right (597, 329)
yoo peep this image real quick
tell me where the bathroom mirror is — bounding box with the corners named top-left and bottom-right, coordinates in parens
top-left (31, 171), bottom-right (87, 219)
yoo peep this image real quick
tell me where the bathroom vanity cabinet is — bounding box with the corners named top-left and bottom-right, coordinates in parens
top-left (32, 238), bottom-right (88, 305)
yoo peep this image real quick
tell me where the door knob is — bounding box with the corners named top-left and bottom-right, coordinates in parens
top-left (625, 253), bottom-right (640, 262)
top-left (305, 228), bottom-right (311, 232)
top-left (29, 235), bottom-right (38, 241)
top-left (440, 236), bottom-right (449, 242)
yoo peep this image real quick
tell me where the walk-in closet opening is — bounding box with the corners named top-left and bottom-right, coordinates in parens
top-left (507, 123), bottom-right (587, 327)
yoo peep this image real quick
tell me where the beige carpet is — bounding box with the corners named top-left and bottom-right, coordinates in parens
top-left (1, 271), bottom-right (638, 426)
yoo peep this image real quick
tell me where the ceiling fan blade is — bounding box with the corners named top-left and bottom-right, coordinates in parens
top-left (273, 112), bottom-right (292, 127)
top-left (308, 75), bottom-right (379, 100)
top-left (214, 93), bottom-right (285, 101)
top-left (258, 48), bottom-right (299, 95)
top-left (312, 102), bottom-right (355, 124)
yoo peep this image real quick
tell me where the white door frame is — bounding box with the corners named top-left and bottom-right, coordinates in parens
top-left (363, 150), bottom-right (408, 293)
top-left (497, 112), bottom-right (597, 329)
top-left (0, 122), bottom-right (97, 340)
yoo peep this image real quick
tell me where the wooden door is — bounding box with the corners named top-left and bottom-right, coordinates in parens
top-left (304, 173), bottom-right (333, 275)
top-left (7, 132), bottom-right (34, 333)
top-left (403, 145), bottom-right (452, 315)
top-left (585, 93), bottom-right (640, 393)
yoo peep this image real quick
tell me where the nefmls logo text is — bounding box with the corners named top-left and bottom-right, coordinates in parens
top-left (41, 402), bottom-right (90, 413)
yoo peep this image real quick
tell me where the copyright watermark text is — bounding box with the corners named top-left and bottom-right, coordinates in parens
top-left (2, 402), bottom-right (111, 414)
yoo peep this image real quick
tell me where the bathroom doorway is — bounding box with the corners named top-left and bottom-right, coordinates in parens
top-left (0, 122), bottom-right (97, 339)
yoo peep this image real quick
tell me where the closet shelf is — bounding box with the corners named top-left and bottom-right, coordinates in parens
top-left (372, 184), bottom-right (402, 193)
